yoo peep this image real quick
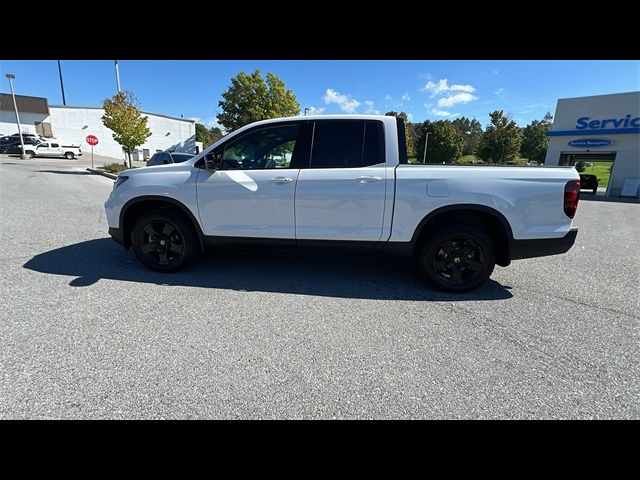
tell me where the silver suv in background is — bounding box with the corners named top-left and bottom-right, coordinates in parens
top-left (146, 151), bottom-right (195, 166)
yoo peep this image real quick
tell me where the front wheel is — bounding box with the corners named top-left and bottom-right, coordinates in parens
top-left (131, 209), bottom-right (196, 272)
top-left (65, 152), bottom-right (75, 159)
top-left (418, 223), bottom-right (496, 293)
top-left (25, 151), bottom-right (35, 158)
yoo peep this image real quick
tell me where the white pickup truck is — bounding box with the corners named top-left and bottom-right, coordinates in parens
top-left (24, 141), bottom-right (82, 159)
top-left (104, 115), bottom-right (580, 292)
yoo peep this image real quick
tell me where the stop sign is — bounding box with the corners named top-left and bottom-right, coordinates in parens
top-left (86, 135), bottom-right (99, 146)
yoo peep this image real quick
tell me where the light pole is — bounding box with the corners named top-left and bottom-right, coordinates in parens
top-left (304, 107), bottom-right (311, 115)
top-left (114, 60), bottom-right (121, 93)
top-left (57, 60), bottom-right (67, 105)
top-left (5, 73), bottom-right (27, 160)
top-left (422, 132), bottom-right (430, 164)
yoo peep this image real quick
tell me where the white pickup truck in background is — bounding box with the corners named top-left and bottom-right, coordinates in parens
top-left (24, 141), bottom-right (82, 159)
top-left (104, 115), bottom-right (580, 292)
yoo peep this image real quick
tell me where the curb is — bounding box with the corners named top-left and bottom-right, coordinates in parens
top-left (86, 168), bottom-right (117, 180)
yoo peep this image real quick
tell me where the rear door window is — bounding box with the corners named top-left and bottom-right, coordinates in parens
top-left (310, 120), bottom-right (384, 168)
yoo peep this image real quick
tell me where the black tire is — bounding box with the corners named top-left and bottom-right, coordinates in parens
top-left (418, 223), bottom-right (496, 293)
top-left (131, 209), bottom-right (196, 272)
top-left (592, 187), bottom-right (597, 194)
top-left (65, 152), bottom-right (75, 159)
top-left (25, 151), bottom-right (35, 158)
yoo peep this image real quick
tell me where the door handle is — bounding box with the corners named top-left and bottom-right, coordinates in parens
top-left (356, 176), bottom-right (382, 183)
top-left (269, 177), bottom-right (293, 184)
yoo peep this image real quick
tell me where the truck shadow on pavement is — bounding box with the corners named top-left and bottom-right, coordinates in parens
top-left (23, 238), bottom-right (513, 301)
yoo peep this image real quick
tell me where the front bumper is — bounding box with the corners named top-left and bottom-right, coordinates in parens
top-left (510, 228), bottom-right (578, 260)
top-left (108, 227), bottom-right (127, 248)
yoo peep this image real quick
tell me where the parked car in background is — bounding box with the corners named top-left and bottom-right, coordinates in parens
top-left (579, 174), bottom-right (598, 194)
top-left (146, 151), bottom-right (195, 166)
top-left (23, 141), bottom-right (82, 159)
top-left (0, 136), bottom-right (17, 153)
top-left (8, 133), bottom-right (47, 143)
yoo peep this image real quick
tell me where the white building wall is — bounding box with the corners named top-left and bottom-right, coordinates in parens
top-left (545, 91), bottom-right (640, 197)
top-left (0, 111), bottom-right (51, 136)
top-left (48, 106), bottom-right (196, 161)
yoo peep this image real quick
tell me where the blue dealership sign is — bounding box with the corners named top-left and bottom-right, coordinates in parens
top-left (568, 138), bottom-right (614, 148)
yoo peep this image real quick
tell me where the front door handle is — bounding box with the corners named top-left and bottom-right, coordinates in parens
top-left (269, 177), bottom-right (293, 184)
top-left (356, 176), bottom-right (382, 183)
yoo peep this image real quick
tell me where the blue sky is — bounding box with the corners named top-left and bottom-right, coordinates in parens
top-left (1, 60), bottom-right (638, 129)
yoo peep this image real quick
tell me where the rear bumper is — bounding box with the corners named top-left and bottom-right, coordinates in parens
top-left (108, 227), bottom-right (127, 248)
top-left (510, 228), bottom-right (578, 260)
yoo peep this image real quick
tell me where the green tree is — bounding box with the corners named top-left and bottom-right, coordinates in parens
top-left (475, 110), bottom-right (522, 164)
top-left (217, 69), bottom-right (300, 132)
top-left (209, 126), bottom-right (224, 144)
top-left (385, 111), bottom-right (415, 157)
top-left (195, 123), bottom-right (212, 147)
top-left (451, 117), bottom-right (483, 155)
top-left (414, 120), bottom-right (464, 164)
top-left (520, 112), bottom-right (553, 164)
top-left (102, 91), bottom-right (151, 169)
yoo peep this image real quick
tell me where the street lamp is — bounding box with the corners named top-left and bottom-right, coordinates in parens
top-left (5, 73), bottom-right (27, 160)
top-left (422, 132), bottom-right (430, 164)
top-left (304, 107), bottom-right (311, 116)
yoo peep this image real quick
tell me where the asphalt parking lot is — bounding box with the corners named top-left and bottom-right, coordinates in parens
top-left (1, 155), bottom-right (638, 419)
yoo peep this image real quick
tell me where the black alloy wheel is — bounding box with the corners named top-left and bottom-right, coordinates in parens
top-left (420, 224), bottom-right (495, 293)
top-left (131, 210), bottom-right (195, 272)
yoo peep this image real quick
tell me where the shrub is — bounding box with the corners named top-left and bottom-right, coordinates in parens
top-left (101, 163), bottom-right (131, 173)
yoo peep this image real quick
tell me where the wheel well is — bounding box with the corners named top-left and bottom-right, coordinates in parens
top-left (414, 209), bottom-right (511, 266)
top-left (121, 200), bottom-right (203, 251)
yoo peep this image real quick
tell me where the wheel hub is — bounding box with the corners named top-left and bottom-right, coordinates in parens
top-left (432, 237), bottom-right (485, 286)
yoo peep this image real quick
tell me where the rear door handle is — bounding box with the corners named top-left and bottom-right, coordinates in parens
top-left (356, 176), bottom-right (382, 183)
top-left (269, 177), bottom-right (293, 184)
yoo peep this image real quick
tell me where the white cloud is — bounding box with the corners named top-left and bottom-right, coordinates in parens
top-left (304, 106), bottom-right (326, 115)
top-left (431, 108), bottom-right (460, 117)
top-left (421, 78), bottom-right (478, 111)
top-left (205, 116), bottom-right (225, 132)
top-left (437, 92), bottom-right (477, 108)
top-left (384, 94), bottom-right (392, 101)
top-left (494, 88), bottom-right (505, 96)
top-left (363, 100), bottom-right (380, 114)
top-left (493, 70), bottom-right (499, 75)
top-left (406, 113), bottom-right (414, 121)
top-left (401, 92), bottom-right (411, 101)
top-left (421, 79), bottom-right (476, 96)
top-left (323, 88), bottom-right (361, 113)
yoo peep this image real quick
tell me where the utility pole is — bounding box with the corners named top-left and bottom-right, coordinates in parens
top-left (114, 60), bottom-right (122, 93)
top-left (422, 132), bottom-right (430, 164)
top-left (57, 60), bottom-right (67, 105)
top-left (5, 73), bottom-right (27, 159)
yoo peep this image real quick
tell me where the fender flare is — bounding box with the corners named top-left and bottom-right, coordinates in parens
top-left (119, 195), bottom-right (205, 250)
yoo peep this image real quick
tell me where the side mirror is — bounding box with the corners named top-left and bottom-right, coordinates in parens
top-left (204, 152), bottom-right (221, 170)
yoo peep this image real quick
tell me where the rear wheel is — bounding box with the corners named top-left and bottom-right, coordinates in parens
top-left (418, 223), bottom-right (496, 293)
top-left (592, 187), bottom-right (597, 194)
top-left (65, 152), bottom-right (75, 159)
top-left (131, 209), bottom-right (196, 272)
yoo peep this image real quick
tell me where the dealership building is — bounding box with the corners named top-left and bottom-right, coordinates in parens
top-left (545, 91), bottom-right (640, 198)
top-left (0, 93), bottom-right (197, 161)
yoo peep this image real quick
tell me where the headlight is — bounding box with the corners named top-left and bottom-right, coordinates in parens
top-left (113, 175), bottom-right (129, 190)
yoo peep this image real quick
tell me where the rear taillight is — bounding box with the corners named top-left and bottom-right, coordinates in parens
top-left (564, 180), bottom-right (580, 218)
